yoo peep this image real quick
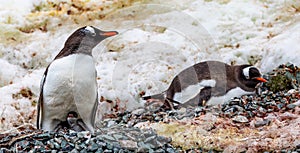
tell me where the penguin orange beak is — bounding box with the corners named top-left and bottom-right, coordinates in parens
top-left (100, 31), bottom-right (118, 37)
top-left (255, 77), bottom-right (267, 82)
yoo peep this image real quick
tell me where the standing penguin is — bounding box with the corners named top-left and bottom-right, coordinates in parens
top-left (37, 26), bottom-right (118, 133)
top-left (142, 61), bottom-right (267, 108)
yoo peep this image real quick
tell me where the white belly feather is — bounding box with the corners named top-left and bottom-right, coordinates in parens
top-left (43, 54), bottom-right (97, 121)
top-left (172, 79), bottom-right (255, 106)
top-left (173, 79), bottom-right (216, 103)
top-left (206, 87), bottom-right (255, 106)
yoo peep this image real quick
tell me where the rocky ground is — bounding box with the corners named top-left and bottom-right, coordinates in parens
top-left (1, 0), bottom-right (300, 152)
top-left (1, 63), bottom-right (300, 152)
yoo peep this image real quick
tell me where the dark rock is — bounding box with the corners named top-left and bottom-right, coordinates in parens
top-left (87, 141), bottom-right (99, 152)
top-left (96, 148), bottom-right (104, 153)
top-left (277, 103), bottom-right (285, 110)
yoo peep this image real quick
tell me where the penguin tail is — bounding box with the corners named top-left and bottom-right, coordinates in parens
top-left (142, 92), bottom-right (185, 110)
top-left (142, 92), bottom-right (166, 100)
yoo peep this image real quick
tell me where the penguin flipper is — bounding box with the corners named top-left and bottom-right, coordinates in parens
top-left (142, 92), bottom-right (182, 110)
top-left (91, 69), bottom-right (98, 128)
top-left (37, 68), bottom-right (49, 129)
top-left (75, 119), bottom-right (90, 132)
top-left (91, 93), bottom-right (98, 128)
top-left (37, 91), bottom-right (43, 129)
top-left (142, 92), bottom-right (166, 100)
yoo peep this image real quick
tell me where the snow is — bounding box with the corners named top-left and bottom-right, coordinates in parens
top-left (1, 0), bottom-right (300, 132)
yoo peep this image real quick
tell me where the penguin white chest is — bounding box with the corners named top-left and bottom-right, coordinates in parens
top-left (206, 87), bottom-right (255, 106)
top-left (173, 79), bottom-right (216, 102)
top-left (42, 54), bottom-right (97, 119)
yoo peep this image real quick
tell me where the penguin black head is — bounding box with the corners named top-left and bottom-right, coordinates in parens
top-left (241, 66), bottom-right (267, 88)
top-left (65, 26), bottom-right (118, 50)
top-left (55, 26), bottom-right (118, 59)
top-left (66, 111), bottom-right (78, 126)
top-left (67, 111), bottom-right (78, 118)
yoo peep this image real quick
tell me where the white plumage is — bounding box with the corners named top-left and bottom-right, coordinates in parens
top-left (173, 79), bottom-right (216, 103)
top-left (206, 87), bottom-right (254, 106)
top-left (40, 54), bottom-right (97, 133)
top-left (37, 26), bottom-right (118, 133)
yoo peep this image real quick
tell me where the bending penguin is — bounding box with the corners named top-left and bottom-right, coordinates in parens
top-left (37, 26), bottom-right (118, 133)
top-left (142, 61), bottom-right (267, 108)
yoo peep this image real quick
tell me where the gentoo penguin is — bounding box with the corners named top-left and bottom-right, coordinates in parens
top-left (142, 61), bottom-right (267, 108)
top-left (52, 111), bottom-right (87, 132)
top-left (66, 111), bottom-right (88, 132)
top-left (37, 26), bottom-right (118, 133)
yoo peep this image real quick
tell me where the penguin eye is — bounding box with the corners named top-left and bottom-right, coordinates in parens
top-left (90, 32), bottom-right (96, 37)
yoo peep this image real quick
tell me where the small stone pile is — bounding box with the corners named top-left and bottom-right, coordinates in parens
top-left (0, 126), bottom-right (176, 152)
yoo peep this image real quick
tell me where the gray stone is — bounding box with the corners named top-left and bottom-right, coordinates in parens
top-left (254, 119), bottom-right (271, 128)
top-left (119, 140), bottom-right (138, 150)
top-left (107, 120), bottom-right (117, 127)
top-left (287, 104), bottom-right (296, 109)
top-left (132, 108), bottom-right (146, 116)
top-left (232, 115), bottom-right (249, 123)
top-left (77, 131), bottom-right (91, 139)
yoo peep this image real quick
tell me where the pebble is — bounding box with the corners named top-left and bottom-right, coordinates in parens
top-left (232, 115), bottom-right (249, 123)
top-left (77, 131), bottom-right (90, 139)
top-left (293, 100), bottom-right (300, 106)
top-left (132, 108), bottom-right (146, 116)
top-left (107, 120), bottom-right (117, 127)
top-left (287, 104), bottom-right (297, 109)
top-left (119, 140), bottom-right (138, 150)
top-left (254, 119), bottom-right (271, 127)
